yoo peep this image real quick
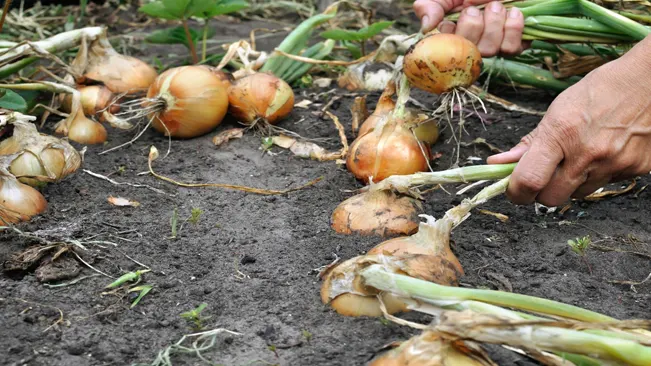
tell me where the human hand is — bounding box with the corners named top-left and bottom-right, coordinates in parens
top-left (487, 37), bottom-right (651, 206)
top-left (413, 0), bottom-right (525, 56)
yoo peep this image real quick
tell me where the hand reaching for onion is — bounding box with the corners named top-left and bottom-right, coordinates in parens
top-left (488, 36), bottom-right (651, 206)
top-left (413, 0), bottom-right (525, 56)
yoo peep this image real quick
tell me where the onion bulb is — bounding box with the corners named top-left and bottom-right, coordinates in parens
top-left (403, 33), bottom-right (482, 95)
top-left (331, 190), bottom-right (421, 237)
top-left (146, 66), bottom-right (229, 139)
top-left (62, 85), bottom-right (119, 116)
top-left (228, 72), bottom-right (294, 125)
top-left (320, 255), bottom-right (410, 317)
top-left (55, 104), bottom-right (107, 145)
top-left (369, 331), bottom-right (486, 366)
top-left (80, 33), bottom-right (157, 94)
top-left (0, 163), bottom-right (47, 224)
top-left (347, 116), bottom-right (431, 184)
top-left (0, 115), bottom-right (82, 186)
top-left (322, 215), bottom-right (464, 317)
top-left (368, 215), bottom-right (464, 283)
top-left (357, 82), bottom-right (397, 137)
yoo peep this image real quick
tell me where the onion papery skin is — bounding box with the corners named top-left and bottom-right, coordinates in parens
top-left (0, 120), bottom-right (82, 185)
top-left (62, 85), bottom-right (118, 116)
top-left (403, 33), bottom-right (482, 94)
top-left (82, 34), bottom-right (158, 94)
top-left (147, 66), bottom-right (230, 139)
top-left (369, 331), bottom-right (485, 366)
top-left (347, 119), bottom-right (431, 184)
top-left (320, 256), bottom-right (410, 317)
top-left (0, 174), bottom-right (47, 224)
top-left (227, 72), bottom-right (295, 125)
top-left (331, 190), bottom-right (421, 237)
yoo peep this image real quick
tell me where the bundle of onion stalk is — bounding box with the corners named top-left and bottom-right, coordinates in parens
top-left (331, 162), bottom-right (516, 237)
top-left (364, 268), bottom-right (651, 366)
top-left (0, 109), bottom-right (82, 187)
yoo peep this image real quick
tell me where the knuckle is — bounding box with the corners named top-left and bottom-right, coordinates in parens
top-left (500, 42), bottom-right (521, 56)
top-left (514, 170), bottom-right (547, 192)
top-left (478, 42), bottom-right (499, 57)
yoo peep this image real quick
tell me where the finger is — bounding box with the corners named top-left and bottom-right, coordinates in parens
top-left (414, 0), bottom-right (465, 33)
top-left (477, 2), bottom-right (507, 57)
top-left (536, 163), bottom-right (588, 207)
top-left (500, 6), bottom-right (525, 55)
top-left (455, 6), bottom-right (484, 44)
top-left (487, 143), bottom-right (529, 164)
top-left (438, 20), bottom-right (457, 34)
top-left (506, 136), bottom-right (564, 205)
top-left (572, 175), bottom-right (611, 200)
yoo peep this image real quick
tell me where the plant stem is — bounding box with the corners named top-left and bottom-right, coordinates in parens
top-left (482, 57), bottom-right (581, 92)
top-left (260, 12), bottom-right (336, 76)
top-left (0, 27), bottom-right (104, 79)
top-left (0, 82), bottom-right (76, 94)
top-left (523, 27), bottom-right (623, 43)
top-left (361, 265), bottom-right (615, 322)
top-left (201, 20), bottom-right (209, 63)
top-left (182, 19), bottom-right (199, 64)
top-left (367, 163), bottom-right (516, 194)
top-left (0, 0), bottom-right (12, 33)
top-left (617, 11), bottom-right (651, 25)
top-left (283, 40), bottom-right (335, 83)
top-left (578, 0), bottom-right (650, 40)
top-left (526, 15), bottom-right (625, 35)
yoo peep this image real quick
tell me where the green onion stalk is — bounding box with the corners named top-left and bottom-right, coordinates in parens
top-left (363, 163), bottom-right (516, 196)
top-left (361, 267), bottom-right (651, 366)
top-left (260, 12), bottom-right (336, 78)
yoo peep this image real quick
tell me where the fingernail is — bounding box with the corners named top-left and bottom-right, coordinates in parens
top-left (466, 6), bottom-right (480, 17)
top-left (509, 7), bottom-right (521, 18)
top-left (489, 1), bottom-right (503, 13)
top-left (421, 15), bottom-right (431, 31)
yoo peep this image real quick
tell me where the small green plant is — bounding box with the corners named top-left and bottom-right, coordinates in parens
top-left (320, 20), bottom-right (394, 56)
top-left (189, 207), bottom-right (203, 224)
top-left (301, 329), bottom-right (312, 343)
top-left (568, 235), bottom-right (592, 274)
top-left (0, 89), bottom-right (27, 112)
top-left (104, 269), bottom-right (153, 308)
top-left (139, 0), bottom-right (250, 64)
top-left (180, 303), bottom-right (211, 330)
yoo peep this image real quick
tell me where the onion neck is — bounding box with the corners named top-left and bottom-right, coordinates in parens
top-left (392, 73), bottom-right (411, 119)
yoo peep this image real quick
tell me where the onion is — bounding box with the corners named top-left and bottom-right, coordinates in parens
top-left (347, 117), bottom-right (431, 184)
top-left (0, 163), bottom-right (47, 224)
top-left (227, 72), bottom-right (294, 125)
top-left (369, 331), bottom-right (486, 366)
top-left (357, 82), bottom-right (397, 137)
top-left (80, 33), bottom-right (158, 94)
top-left (62, 85), bottom-right (119, 116)
top-left (320, 256), bottom-right (410, 317)
top-left (403, 33), bottom-right (482, 94)
top-left (0, 111), bottom-right (82, 186)
top-left (331, 190), bottom-right (421, 237)
top-left (146, 66), bottom-right (230, 139)
top-left (322, 215), bottom-right (463, 317)
top-left (55, 105), bottom-right (107, 145)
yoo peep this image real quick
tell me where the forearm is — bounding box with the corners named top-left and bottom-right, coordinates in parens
top-left (620, 35), bottom-right (651, 72)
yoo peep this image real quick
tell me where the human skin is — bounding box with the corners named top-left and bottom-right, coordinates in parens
top-left (415, 0), bottom-right (651, 206)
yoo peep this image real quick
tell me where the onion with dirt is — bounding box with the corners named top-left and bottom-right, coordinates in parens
top-left (227, 72), bottom-right (295, 126)
top-left (145, 66), bottom-right (230, 139)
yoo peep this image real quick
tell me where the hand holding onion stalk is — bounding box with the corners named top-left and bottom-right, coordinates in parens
top-left (0, 110), bottom-right (82, 187)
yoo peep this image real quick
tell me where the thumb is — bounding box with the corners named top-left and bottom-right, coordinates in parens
top-left (487, 130), bottom-right (537, 164)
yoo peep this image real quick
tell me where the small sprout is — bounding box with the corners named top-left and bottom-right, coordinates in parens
top-left (568, 235), bottom-right (592, 274)
top-left (129, 285), bottom-right (153, 308)
top-left (106, 269), bottom-right (151, 289)
top-left (302, 329), bottom-right (312, 343)
top-left (268, 344), bottom-right (279, 358)
top-left (189, 207), bottom-right (203, 224)
top-left (296, 74), bottom-right (313, 88)
top-left (180, 303), bottom-right (211, 330)
top-left (116, 165), bottom-right (126, 175)
top-left (568, 235), bottom-right (591, 256)
top-left (170, 207), bottom-right (179, 239)
top-left (378, 318), bottom-right (390, 326)
top-left (261, 137), bottom-right (274, 151)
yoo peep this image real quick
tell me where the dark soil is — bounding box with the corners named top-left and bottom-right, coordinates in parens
top-left (2, 6), bottom-right (651, 366)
